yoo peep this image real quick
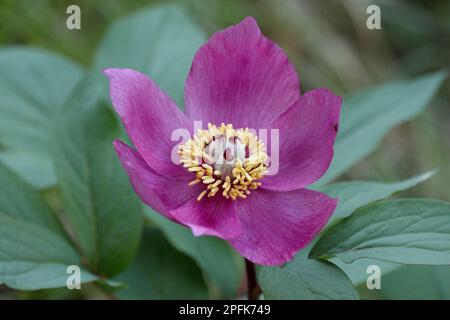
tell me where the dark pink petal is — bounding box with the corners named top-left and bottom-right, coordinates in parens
top-left (114, 140), bottom-right (201, 221)
top-left (185, 17), bottom-right (300, 129)
top-left (105, 68), bottom-right (192, 179)
top-left (263, 89), bottom-right (341, 191)
top-left (229, 188), bottom-right (337, 265)
top-left (170, 196), bottom-right (241, 239)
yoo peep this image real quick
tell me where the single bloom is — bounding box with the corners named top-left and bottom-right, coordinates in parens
top-left (105, 17), bottom-right (341, 265)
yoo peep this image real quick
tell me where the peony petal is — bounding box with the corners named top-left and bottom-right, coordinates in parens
top-left (263, 88), bottom-right (341, 191)
top-left (114, 140), bottom-right (201, 221)
top-left (229, 188), bottom-right (337, 265)
top-left (105, 68), bottom-right (192, 179)
top-left (185, 16), bottom-right (300, 129)
top-left (170, 196), bottom-right (241, 239)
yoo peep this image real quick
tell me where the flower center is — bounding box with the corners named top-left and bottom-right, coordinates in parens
top-left (178, 123), bottom-right (268, 201)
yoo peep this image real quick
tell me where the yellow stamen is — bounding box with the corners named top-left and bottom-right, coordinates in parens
top-left (197, 190), bottom-right (207, 201)
top-left (188, 179), bottom-right (201, 186)
top-left (178, 123), bottom-right (268, 201)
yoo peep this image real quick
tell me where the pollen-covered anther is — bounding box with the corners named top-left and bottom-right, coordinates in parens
top-left (178, 123), bottom-right (269, 201)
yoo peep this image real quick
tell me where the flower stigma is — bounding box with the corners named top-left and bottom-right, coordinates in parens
top-left (178, 123), bottom-right (269, 201)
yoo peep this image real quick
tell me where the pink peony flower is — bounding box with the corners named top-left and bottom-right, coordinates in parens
top-left (105, 17), bottom-right (341, 265)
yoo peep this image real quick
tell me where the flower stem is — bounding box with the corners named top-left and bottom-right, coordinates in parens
top-left (245, 258), bottom-right (261, 300)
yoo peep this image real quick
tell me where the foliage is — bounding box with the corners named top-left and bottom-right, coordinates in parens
top-left (0, 1), bottom-right (449, 300)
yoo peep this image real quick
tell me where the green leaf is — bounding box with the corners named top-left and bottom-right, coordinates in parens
top-left (375, 265), bottom-right (450, 300)
top-left (0, 217), bottom-right (96, 290)
top-left (319, 171), bottom-right (435, 226)
top-left (0, 162), bottom-right (64, 235)
top-left (50, 74), bottom-right (143, 277)
top-left (94, 4), bottom-right (205, 107)
top-left (314, 172), bottom-right (434, 285)
top-left (259, 256), bottom-right (359, 300)
top-left (116, 228), bottom-right (208, 299)
top-left (0, 47), bottom-right (84, 188)
top-left (0, 164), bottom-right (96, 289)
top-left (332, 258), bottom-right (401, 286)
top-left (310, 199), bottom-right (450, 265)
top-left (144, 207), bottom-right (242, 298)
top-left (317, 71), bottom-right (447, 185)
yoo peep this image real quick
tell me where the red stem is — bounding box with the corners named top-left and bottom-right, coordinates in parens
top-left (245, 258), bottom-right (261, 300)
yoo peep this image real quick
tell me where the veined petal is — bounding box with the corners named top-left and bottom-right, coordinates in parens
top-left (263, 88), bottom-right (341, 191)
top-left (114, 140), bottom-right (201, 221)
top-left (105, 68), bottom-right (192, 179)
top-left (185, 16), bottom-right (300, 129)
top-left (229, 188), bottom-right (337, 265)
top-left (169, 196), bottom-right (241, 239)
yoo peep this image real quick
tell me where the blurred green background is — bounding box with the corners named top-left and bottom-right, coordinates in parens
top-left (0, 0), bottom-right (449, 299)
